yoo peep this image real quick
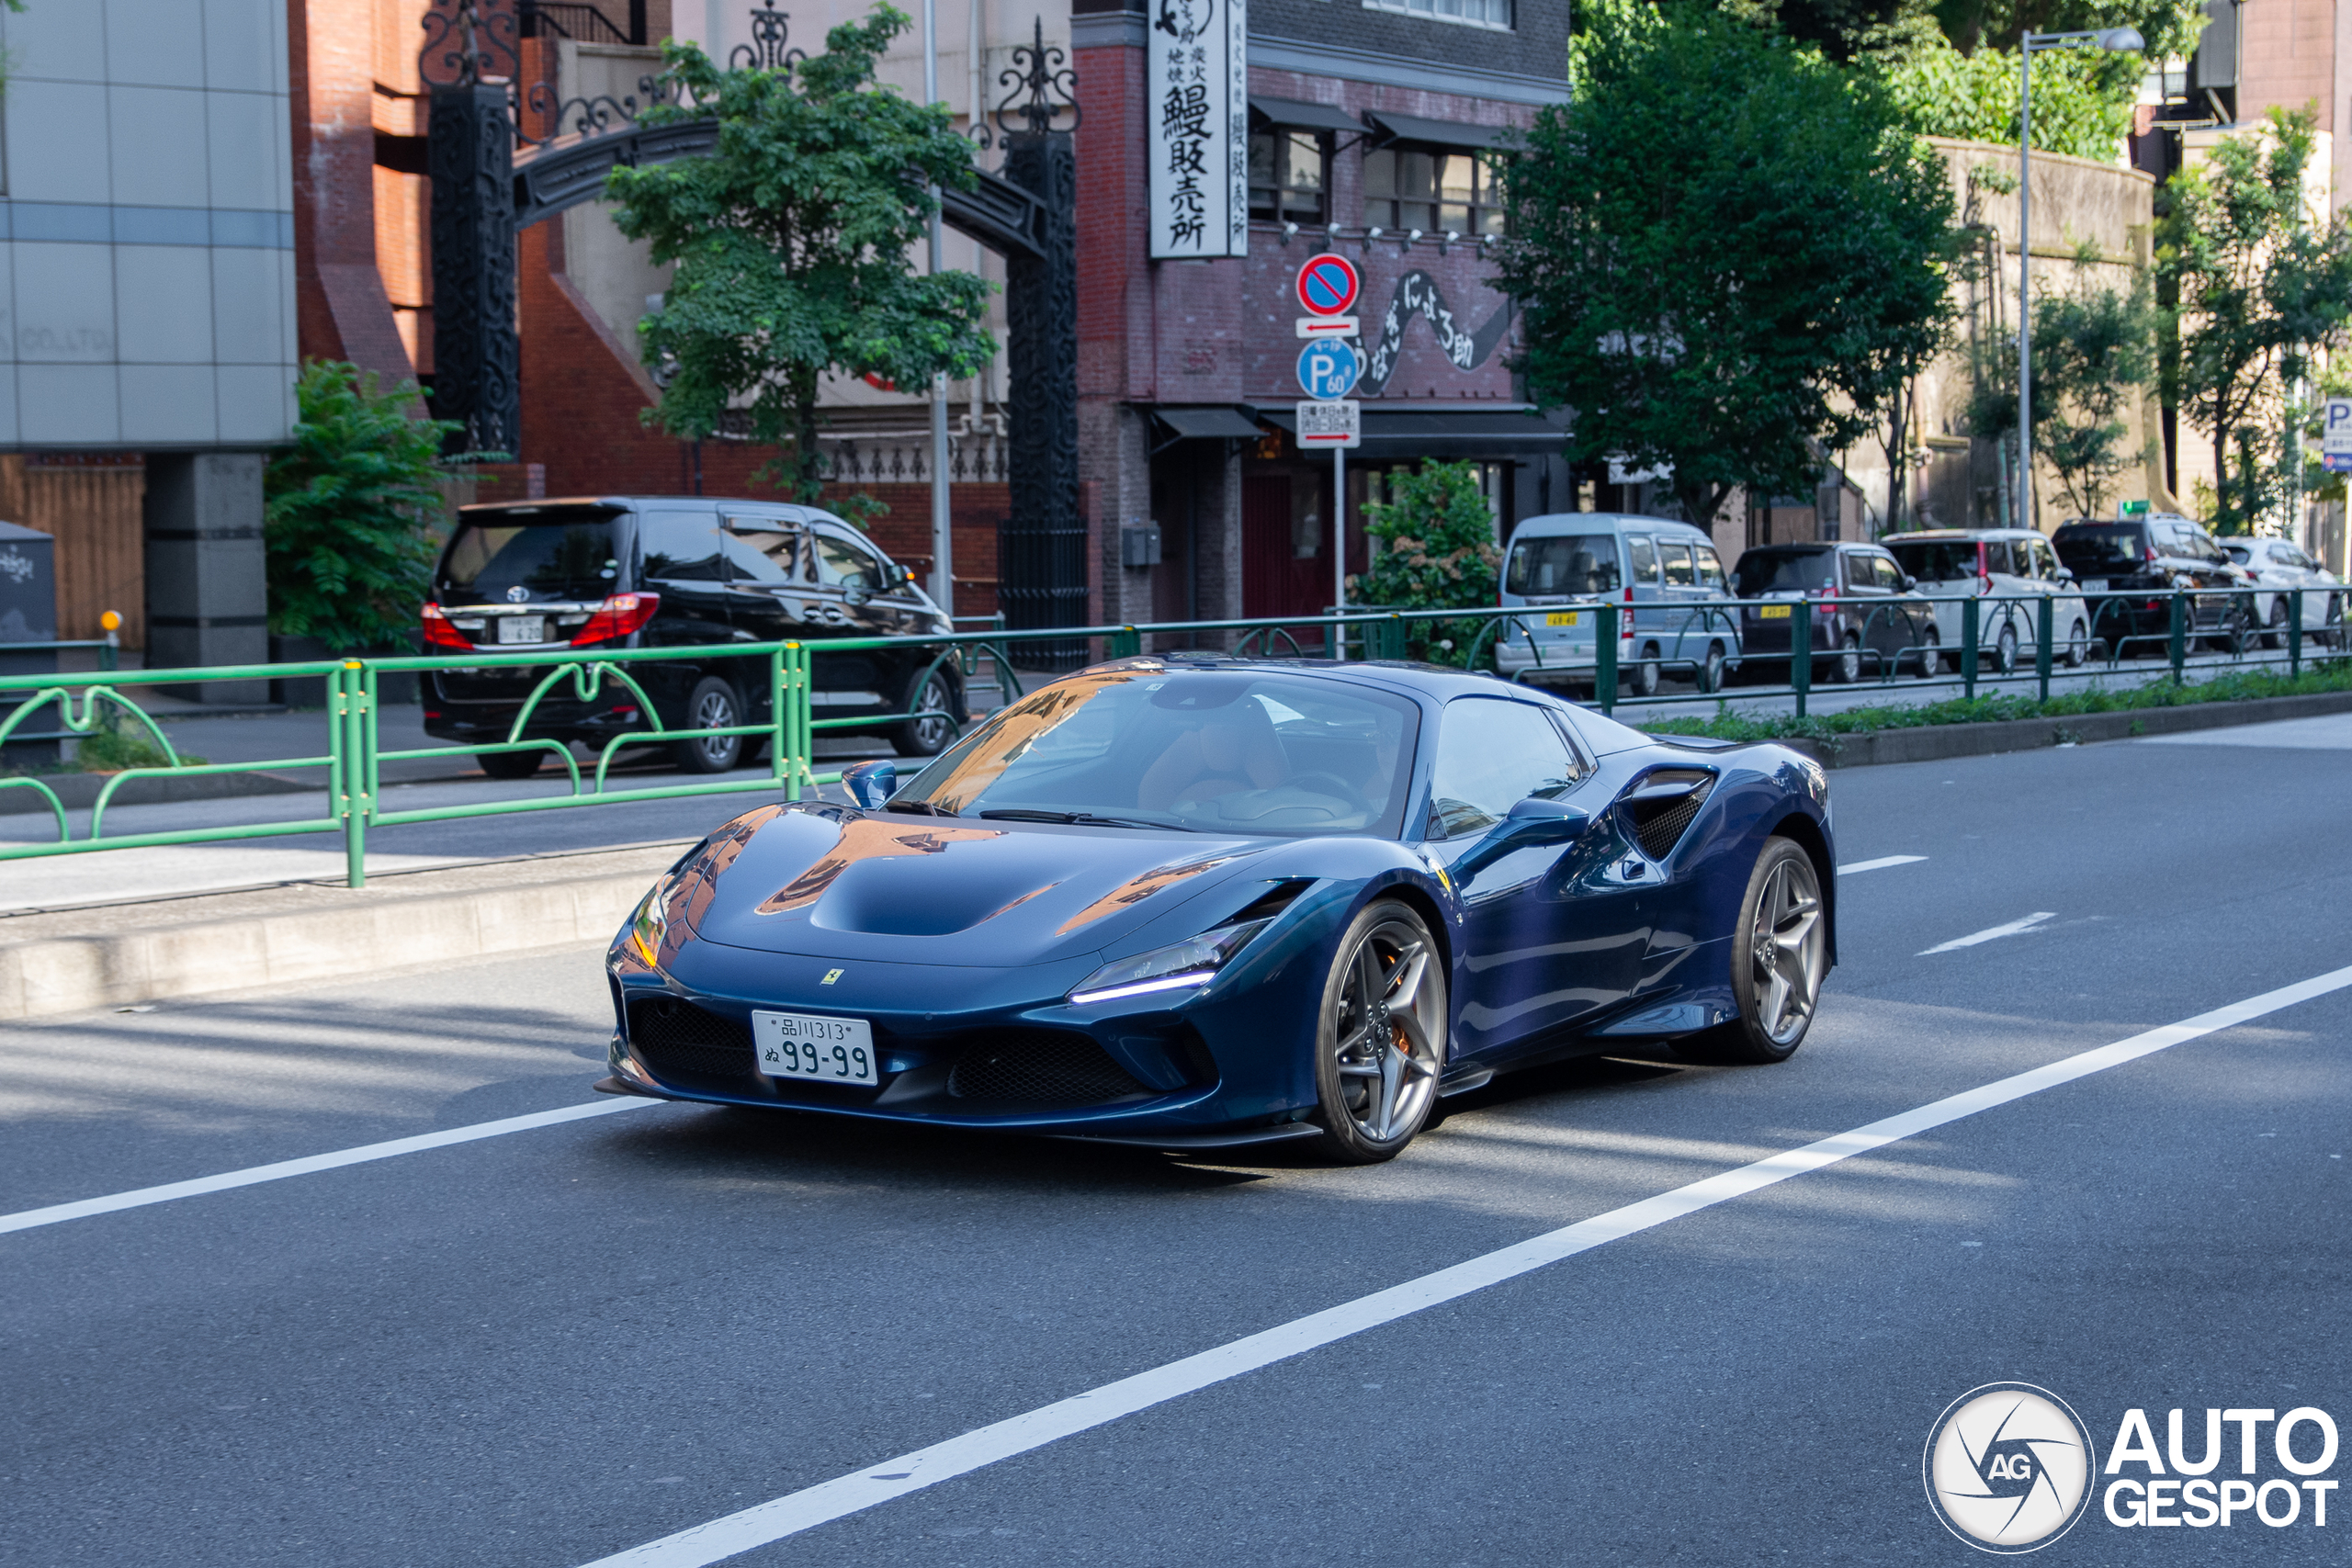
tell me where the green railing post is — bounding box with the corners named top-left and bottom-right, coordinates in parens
top-left (769, 646), bottom-right (788, 784)
top-left (339, 660), bottom-right (369, 888)
top-left (1791, 599), bottom-right (1812, 719)
top-left (1110, 625), bottom-right (1142, 660)
top-left (1595, 603), bottom-right (1620, 713)
top-left (2290, 588), bottom-right (2304, 678)
top-left (2168, 592), bottom-right (2187, 683)
top-left (784, 642), bottom-right (808, 801)
top-left (2036, 593), bottom-right (2053, 703)
top-left (1962, 595), bottom-right (1980, 701)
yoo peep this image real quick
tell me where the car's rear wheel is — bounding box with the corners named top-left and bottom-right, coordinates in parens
top-left (1828, 633), bottom-right (1862, 684)
top-left (1677, 838), bottom-right (1826, 1066)
top-left (1629, 645), bottom-right (1662, 699)
top-left (479, 746), bottom-right (545, 780)
top-left (1914, 627), bottom-right (1942, 678)
top-left (671, 677), bottom-right (744, 773)
top-left (1698, 641), bottom-right (1727, 694)
top-left (2263, 600), bottom-right (2290, 649)
top-left (1310, 900), bottom-right (1447, 1164)
top-left (1991, 626), bottom-right (2018, 676)
top-left (892, 669), bottom-right (959, 758)
top-left (2064, 620), bottom-right (2087, 668)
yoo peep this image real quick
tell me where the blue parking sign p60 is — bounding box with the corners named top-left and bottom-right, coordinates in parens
top-left (2325, 397), bottom-right (2352, 457)
top-left (1296, 339), bottom-right (1362, 401)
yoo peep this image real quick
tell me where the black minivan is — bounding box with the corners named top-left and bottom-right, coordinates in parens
top-left (2050, 513), bottom-right (2250, 649)
top-left (421, 497), bottom-right (964, 777)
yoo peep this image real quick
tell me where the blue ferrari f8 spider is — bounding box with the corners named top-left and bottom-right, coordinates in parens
top-left (601, 656), bottom-right (1835, 1162)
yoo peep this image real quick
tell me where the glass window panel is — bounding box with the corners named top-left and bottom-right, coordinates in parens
top-left (1477, 206), bottom-right (1508, 236)
top-left (1439, 203), bottom-right (1471, 235)
top-left (1440, 153), bottom-right (1474, 202)
top-left (1694, 547), bottom-right (1726, 590)
top-left (721, 529), bottom-right (797, 584)
top-left (808, 530), bottom-right (886, 591)
top-left (1249, 132), bottom-right (1275, 186)
top-left (1363, 149), bottom-right (1396, 198)
top-left (1399, 201), bottom-right (1434, 231)
top-left (1399, 152), bottom-right (1436, 198)
top-left (1286, 132), bottom-right (1323, 189)
top-left (1624, 535), bottom-right (1657, 583)
top-left (638, 511), bottom-right (727, 581)
top-left (1660, 542), bottom-right (1696, 587)
top-left (1429, 698), bottom-right (1578, 839)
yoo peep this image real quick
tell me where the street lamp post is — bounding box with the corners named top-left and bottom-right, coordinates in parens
top-left (925, 0), bottom-right (956, 617)
top-left (2018, 27), bottom-right (2143, 533)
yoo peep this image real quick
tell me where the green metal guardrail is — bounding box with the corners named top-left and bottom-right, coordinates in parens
top-left (0, 588), bottom-right (2339, 892)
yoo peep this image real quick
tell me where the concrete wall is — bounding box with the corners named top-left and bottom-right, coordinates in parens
top-left (0, 0), bottom-right (299, 451)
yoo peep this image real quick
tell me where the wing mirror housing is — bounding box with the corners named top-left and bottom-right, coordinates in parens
top-left (1450, 798), bottom-right (1591, 886)
top-left (842, 760), bottom-right (898, 809)
top-left (1900, 573), bottom-right (1918, 592)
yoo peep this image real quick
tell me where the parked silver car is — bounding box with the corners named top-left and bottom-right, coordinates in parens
top-left (2217, 536), bottom-right (2345, 647)
top-left (1884, 529), bottom-right (2092, 672)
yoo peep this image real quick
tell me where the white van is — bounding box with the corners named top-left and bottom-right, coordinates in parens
top-left (1493, 514), bottom-right (1738, 695)
top-left (1883, 529), bottom-right (2092, 672)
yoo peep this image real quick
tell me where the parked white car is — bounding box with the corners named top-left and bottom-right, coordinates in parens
top-left (1883, 529), bottom-right (2093, 672)
top-left (2217, 536), bottom-right (2344, 647)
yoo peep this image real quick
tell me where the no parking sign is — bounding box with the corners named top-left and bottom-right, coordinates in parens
top-left (1295, 254), bottom-right (1361, 317)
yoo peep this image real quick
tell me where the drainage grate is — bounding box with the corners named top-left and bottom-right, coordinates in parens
top-left (946, 1031), bottom-right (1150, 1108)
top-left (628, 996), bottom-right (756, 1082)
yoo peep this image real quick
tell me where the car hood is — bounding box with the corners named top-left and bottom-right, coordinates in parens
top-left (684, 805), bottom-right (1278, 965)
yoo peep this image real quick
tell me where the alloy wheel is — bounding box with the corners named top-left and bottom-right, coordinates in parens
top-left (1328, 918), bottom-right (1444, 1145)
top-left (1746, 852), bottom-right (1826, 1047)
top-left (694, 686), bottom-right (739, 768)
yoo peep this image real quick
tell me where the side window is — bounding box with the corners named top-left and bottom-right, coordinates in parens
top-left (1981, 540), bottom-right (2015, 577)
top-left (721, 527), bottom-right (798, 585)
top-left (1693, 546), bottom-right (1726, 590)
top-left (2032, 538), bottom-right (2059, 579)
top-left (1624, 535), bottom-right (1658, 584)
top-left (1660, 541), bottom-right (1696, 587)
top-left (1872, 554), bottom-right (1906, 591)
top-left (637, 511), bottom-right (725, 581)
top-left (1427, 699), bottom-right (1580, 840)
top-left (1843, 551), bottom-right (1874, 589)
top-left (808, 529), bottom-right (887, 592)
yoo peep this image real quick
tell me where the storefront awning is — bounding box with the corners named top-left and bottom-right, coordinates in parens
top-left (1363, 109), bottom-right (1520, 152)
top-left (1249, 96), bottom-right (1367, 134)
top-left (1148, 405), bottom-right (1271, 444)
top-left (1262, 406), bottom-right (1565, 459)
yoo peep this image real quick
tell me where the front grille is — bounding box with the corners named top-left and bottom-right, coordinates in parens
top-left (946, 1031), bottom-right (1150, 1108)
top-left (628, 996), bottom-right (756, 1081)
top-left (1626, 772), bottom-right (1715, 861)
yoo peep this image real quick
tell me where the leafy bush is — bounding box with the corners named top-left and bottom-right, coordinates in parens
top-left (265, 360), bottom-right (465, 653)
top-left (1349, 462), bottom-right (1502, 665)
top-left (74, 714), bottom-right (203, 773)
top-left (1642, 660), bottom-right (2352, 742)
top-left (1877, 40), bottom-right (2137, 160)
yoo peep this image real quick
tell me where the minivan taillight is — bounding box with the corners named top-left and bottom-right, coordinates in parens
top-left (571, 592), bottom-right (661, 647)
top-left (422, 603), bottom-right (472, 651)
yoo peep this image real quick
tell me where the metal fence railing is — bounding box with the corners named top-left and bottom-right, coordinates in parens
top-left (0, 587), bottom-right (2340, 892)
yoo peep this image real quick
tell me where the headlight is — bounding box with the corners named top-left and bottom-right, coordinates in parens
top-left (628, 880), bottom-right (671, 967)
top-left (1069, 919), bottom-right (1272, 1006)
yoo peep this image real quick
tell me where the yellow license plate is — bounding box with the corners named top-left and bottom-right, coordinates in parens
top-left (1758, 604), bottom-right (1792, 619)
top-left (1546, 611), bottom-right (1581, 627)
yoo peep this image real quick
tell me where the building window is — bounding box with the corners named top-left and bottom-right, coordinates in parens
top-left (1363, 148), bottom-right (1508, 236)
top-left (1363, 0), bottom-right (1514, 28)
top-left (1250, 130), bottom-right (1329, 224)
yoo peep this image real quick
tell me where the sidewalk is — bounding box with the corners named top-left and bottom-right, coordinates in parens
top-left (0, 841), bottom-right (684, 1021)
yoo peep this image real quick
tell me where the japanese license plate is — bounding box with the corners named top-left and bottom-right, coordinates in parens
top-left (2079, 579), bottom-right (2107, 592)
top-left (752, 1010), bottom-right (877, 1085)
top-left (1758, 604), bottom-right (1792, 619)
top-left (1546, 611), bottom-right (1581, 627)
top-left (497, 615), bottom-right (545, 644)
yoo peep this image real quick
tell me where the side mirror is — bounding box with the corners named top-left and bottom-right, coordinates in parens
top-left (842, 760), bottom-right (898, 809)
top-left (1453, 798), bottom-right (1589, 886)
top-left (2055, 568), bottom-right (2075, 582)
top-left (1900, 573), bottom-right (1917, 592)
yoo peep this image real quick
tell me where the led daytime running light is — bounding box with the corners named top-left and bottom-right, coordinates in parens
top-left (1068, 918), bottom-right (1271, 1007)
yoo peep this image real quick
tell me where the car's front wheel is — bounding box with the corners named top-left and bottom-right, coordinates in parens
top-left (892, 669), bottom-right (960, 758)
top-left (1913, 627), bottom-right (1942, 678)
top-left (1311, 900), bottom-right (1447, 1164)
top-left (1678, 838), bottom-right (1826, 1066)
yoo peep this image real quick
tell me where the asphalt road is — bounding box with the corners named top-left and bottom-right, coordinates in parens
top-left (1, 722), bottom-right (2346, 1565)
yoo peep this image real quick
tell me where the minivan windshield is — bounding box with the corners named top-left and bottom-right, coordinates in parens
top-left (2052, 525), bottom-right (2150, 571)
top-left (893, 668), bottom-right (1420, 838)
top-left (1731, 547), bottom-right (1834, 595)
top-left (440, 507), bottom-right (620, 603)
top-left (1506, 534), bottom-right (1621, 596)
top-left (1886, 539), bottom-right (1979, 582)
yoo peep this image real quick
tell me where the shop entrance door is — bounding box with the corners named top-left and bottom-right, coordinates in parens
top-left (1242, 475), bottom-right (1331, 641)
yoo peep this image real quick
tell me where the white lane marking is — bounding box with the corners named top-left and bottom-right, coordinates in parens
top-left (0, 1100), bottom-right (657, 1237)
top-left (1918, 912), bottom-right (2057, 955)
top-left (574, 964), bottom-right (2352, 1568)
top-left (1838, 855), bottom-right (1928, 875)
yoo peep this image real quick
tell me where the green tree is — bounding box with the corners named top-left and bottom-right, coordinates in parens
top-left (1877, 39), bottom-right (2134, 158)
top-left (1349, 462), bottom-right (1502, 667)
top-left (1504, 0), bottom-right (1958, 531)
top-left (2157, 107), bottom-right (2352, 533)
top-left (607, 8), bottom-right (993, 513)
top-left (265, 360), bottom-right (465, 652)
top-left (1962, 269), bottom-right (2160, 521)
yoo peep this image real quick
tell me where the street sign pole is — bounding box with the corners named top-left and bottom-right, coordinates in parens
top-left (1333, 444), bottom-right (1347, 660)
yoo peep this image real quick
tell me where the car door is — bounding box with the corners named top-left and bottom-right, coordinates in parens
top-left (717, 510), bottom-right (811, 715)
top-left (1657, 538), bottom-right (1701, 669)
top-left (2021, 534), bottom-right (2083, 649)
top-left (630, 506), bottom-right (732, 721)
top-left (1835, 548), bottom-right (1891, 673)
top-left (802, 522), bottom-right (903, 712)
top-left (1420, 697), bottom-right (1640, 1059)
top-left (1690, 539), bottom-right (1736, 658)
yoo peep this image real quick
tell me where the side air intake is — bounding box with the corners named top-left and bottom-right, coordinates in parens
top-left (1621, 770), bottom-right (1716, 861)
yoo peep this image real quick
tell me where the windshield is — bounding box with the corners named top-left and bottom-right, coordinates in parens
top-left (1506, 535), bottom-right (1621, 596)
top-left (1732, 548), bottom-right (1834, 595)
top-left (2053, 525), bottom-right (2149, 570)
top-left (440, 509), bottom-right (620, 603)
top-left (1886, 539), bottom-right (1979, 582)
top-left (894, 668), bottom-right (1421, 837)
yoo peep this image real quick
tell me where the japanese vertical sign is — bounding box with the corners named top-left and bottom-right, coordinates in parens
top-left (1148, 0), bottom-right (1248, 260)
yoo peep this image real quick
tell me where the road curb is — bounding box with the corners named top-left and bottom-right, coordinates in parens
top-left (1761, 688), bottom-right (2352, 769)
top-left (0, 848), bottom-right (676, 1021)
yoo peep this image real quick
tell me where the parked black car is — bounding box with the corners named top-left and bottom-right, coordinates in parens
top-left (2051, 513), bottom-right (2253, 651)
top-left (421, 497), bottom-right (964, 777)
top-left (1730, 542), bottom-right (1937, 682)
